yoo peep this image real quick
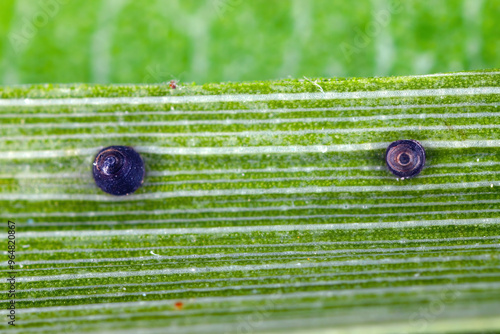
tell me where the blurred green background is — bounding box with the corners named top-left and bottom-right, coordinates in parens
top-left (0, 0), bottom-right (498, 85)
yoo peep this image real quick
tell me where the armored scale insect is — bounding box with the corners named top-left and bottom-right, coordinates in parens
top-left (385, 140), bottom-right (426, 178)
top-left (92, 146), bottom-right (145, 196)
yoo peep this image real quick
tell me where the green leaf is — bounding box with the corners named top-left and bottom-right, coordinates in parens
top-left (1, 1), bottom-right (500, 84)
top-left (1, 70), bottom-right (500, 333)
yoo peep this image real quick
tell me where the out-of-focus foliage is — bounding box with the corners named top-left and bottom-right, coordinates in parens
top-left (0, 0), bottom-right (498, 85)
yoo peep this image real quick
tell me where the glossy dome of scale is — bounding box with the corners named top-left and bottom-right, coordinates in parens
top-left (92, 146), bottom-right (145, 196)
top-left (385, 140), bottom-right (426, 178)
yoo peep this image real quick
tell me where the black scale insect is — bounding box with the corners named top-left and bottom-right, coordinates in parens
top-left (385, 140), bottom-right (426, 178)
top-left (92, 146), bottom-right (145, 196)
top-left (92, 141), bottom-right (425, 195)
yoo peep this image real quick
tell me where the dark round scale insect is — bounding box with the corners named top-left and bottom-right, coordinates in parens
top-left (92, 146), bottom-right (145, 196)
top-left (385, 140), bottom-right (426, 178)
